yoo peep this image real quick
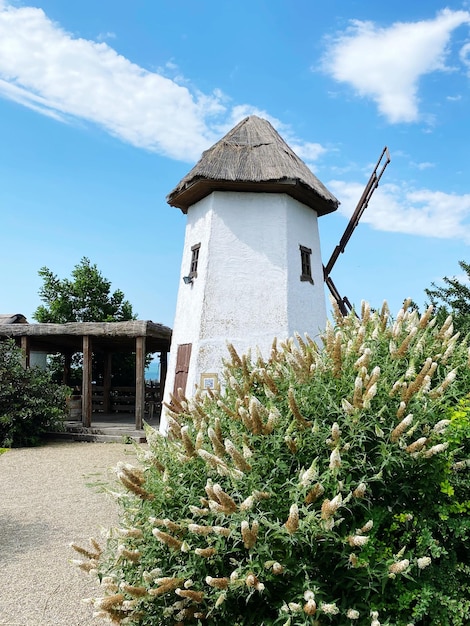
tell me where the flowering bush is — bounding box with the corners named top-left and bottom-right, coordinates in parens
top-left (73, 301), bottom-right (470, 625)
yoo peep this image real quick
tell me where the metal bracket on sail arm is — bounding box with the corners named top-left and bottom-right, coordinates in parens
top-left (324, 274), bottom-right (354, 317)
top-left (323, 146), bottom-right (391, 315)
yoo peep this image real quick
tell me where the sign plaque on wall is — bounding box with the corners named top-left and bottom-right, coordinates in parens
top-left (200, 373), bottom-right (220, 392)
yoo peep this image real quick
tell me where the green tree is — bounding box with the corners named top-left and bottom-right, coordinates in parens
top-left (33, 258), bottom-right (138, 385)
top-left (33, 257), bottom-right (135, 323)
top-left (425, 260), bottom-right (470, 337)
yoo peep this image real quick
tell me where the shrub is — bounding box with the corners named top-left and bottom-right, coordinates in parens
top-left (0, 339), bottom-right (69, 447)
top-left (73, 301), bottom-right (470, 625)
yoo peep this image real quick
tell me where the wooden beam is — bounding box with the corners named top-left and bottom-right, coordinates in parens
top-left (103, 352), bottom-right (112, 413)
top-left (20, 336), bottom-right (30, 369)
top-left (63, 352), bottom-right (72, 385)
top-left (160, 350), bottom-right (168, 399)
top-left (135, 336), bottom-right (146, 430)
top-left (82, 336), bottom-right (93, 428)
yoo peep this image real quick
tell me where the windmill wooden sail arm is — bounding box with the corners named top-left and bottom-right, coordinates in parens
top-left (323, 146), bottom-right (391, 314)
top-left (325, 275), bottom-right (354, 316)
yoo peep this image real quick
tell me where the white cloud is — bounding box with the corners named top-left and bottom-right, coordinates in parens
top-left (0, 3), bottom-right (225, 160)
top-left (321, 9), bottom-right (470, 123)
top-left (0, 2), bottom-right (327, 164)
top-left (0, 78), bottom-right (66, 121)
top-left (328, 179), bottom-right (470, 243)
top-left (460, 41), bottom-right (470, 71)
top-left (411, 161), bottom-right (435, 171)
top-left (96, 31), bottom-right (116, 42)
top-left (290, 141), bottom-right (326, 163)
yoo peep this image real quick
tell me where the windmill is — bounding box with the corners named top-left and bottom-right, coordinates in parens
top-left (162, 116), bottom-right (389, 415)
top-left (323, 146), bottom-right (391, 315)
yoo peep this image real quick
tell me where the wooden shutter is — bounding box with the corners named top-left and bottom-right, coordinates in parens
top-left (173, 343), bottom-right (192, 398)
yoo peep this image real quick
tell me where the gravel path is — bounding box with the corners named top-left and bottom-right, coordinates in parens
top-left (0, 441), bottom-right (142, 626)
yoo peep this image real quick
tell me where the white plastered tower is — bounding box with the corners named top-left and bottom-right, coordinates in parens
top-left (161, 116), bottom-right (338, 431)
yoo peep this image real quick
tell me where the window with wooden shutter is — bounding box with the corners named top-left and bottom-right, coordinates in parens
top-left (299, 245), bottom-right (313, 283)
top-left (173, 343), bottom-right (192, 398)
top-left (189, 243), bottom-right (201, 278)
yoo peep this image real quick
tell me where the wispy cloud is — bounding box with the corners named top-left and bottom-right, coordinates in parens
top-left (0, 2), bottom-right (325, 163)
top-left (96, 31), bottom-right (116, 42)
top-left (460, 41), bottom-right (470, 73)
top-left (0, 3), bottom-right (224, 160)
top-left (411, 161), bottom-right (435, 171)
top-left (328, 180), bottom-right (470, 243)
top-left (321, 9), bottom-right (470, 123)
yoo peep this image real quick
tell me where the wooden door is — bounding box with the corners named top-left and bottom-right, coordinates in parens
top-left (173, 343), bottom-right (192, 398)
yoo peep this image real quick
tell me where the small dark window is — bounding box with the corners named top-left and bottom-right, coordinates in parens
top-left (300, 245), bottom-right (313, 283)
top-left (189, 243), bottom-right (201, 277)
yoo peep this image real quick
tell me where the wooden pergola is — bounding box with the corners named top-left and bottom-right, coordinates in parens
top-left (0, 320), bottom-right (172, 429)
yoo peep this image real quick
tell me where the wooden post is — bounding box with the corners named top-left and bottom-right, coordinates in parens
top-left (82, 336), bottom-right (93, 428)
top-left (135, 336), bottom-right (146, 430)
top-left (160, 350), bottom-right (168, 399)
top-left (63, 352), bottom-right (72, 385)
top-left (20, 336), bottom-right (30, 369)
top-left (103, 352), bottom-right (112, 413)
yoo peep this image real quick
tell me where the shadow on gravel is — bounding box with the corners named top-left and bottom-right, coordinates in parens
top-left (0, 515), bottom-right (54, 564)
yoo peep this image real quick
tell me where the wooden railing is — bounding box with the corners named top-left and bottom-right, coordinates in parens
top-left (89, 384), bottom-right (161, 414)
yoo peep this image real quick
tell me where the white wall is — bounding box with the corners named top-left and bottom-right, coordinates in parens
top-left (286, 198), bottom-right (327, 340)
top-left (162, 195), bottom-right (213, 414)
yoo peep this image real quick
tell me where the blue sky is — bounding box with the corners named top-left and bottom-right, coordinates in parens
top-left (1, 0), bottom-right (469, 328)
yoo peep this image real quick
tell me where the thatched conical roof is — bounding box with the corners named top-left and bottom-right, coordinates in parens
top-left (167, 116), bottom-right (339, 216)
